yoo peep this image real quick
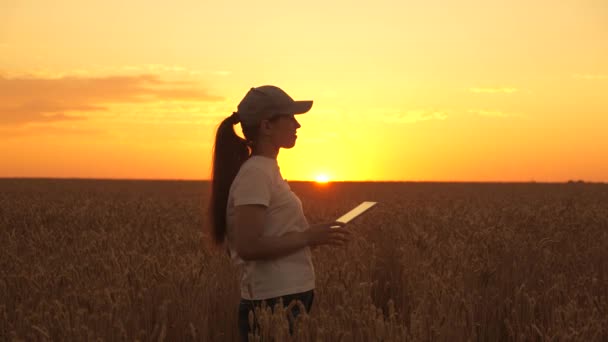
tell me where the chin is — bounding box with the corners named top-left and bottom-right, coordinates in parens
top-left (282, 140), bottom-right (297, 149)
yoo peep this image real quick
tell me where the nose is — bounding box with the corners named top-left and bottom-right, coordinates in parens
top-left (294, 118), bottom-right (301, 129)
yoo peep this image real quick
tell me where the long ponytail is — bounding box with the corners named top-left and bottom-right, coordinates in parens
top-left (208, 113), bottom-right (250, 244)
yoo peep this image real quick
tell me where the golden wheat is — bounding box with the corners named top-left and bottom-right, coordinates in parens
top-left (1, 179), bottom-right (607, 341)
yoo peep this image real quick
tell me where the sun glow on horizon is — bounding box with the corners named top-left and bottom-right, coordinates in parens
top-left (314, 174), bottom-right (331, 184)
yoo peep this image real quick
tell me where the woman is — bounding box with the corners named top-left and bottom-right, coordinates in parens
top-left (208, 85), bottom-right (351, 340)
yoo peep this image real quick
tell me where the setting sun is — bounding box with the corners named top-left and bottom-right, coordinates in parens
top-left (314, 174), bottom-right (331, 184)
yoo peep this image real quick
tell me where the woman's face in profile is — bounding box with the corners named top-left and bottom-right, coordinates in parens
top-left (268, 114), bottom-right (301, 149)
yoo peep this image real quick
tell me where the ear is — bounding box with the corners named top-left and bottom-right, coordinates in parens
top-left (260, 119), bottom-right (273, 131)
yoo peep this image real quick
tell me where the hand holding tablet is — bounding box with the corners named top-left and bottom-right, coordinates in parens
top-left (307, 201), bottom-right (377, 247)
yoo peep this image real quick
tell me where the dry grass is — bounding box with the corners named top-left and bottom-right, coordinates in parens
top-left (1, 179), bottom-right (607, 341)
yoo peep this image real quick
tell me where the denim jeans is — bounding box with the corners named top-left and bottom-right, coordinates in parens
top-left (238, 290), bottom-right (314, 341)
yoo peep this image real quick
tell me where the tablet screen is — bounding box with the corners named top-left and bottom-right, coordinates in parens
top-left (336, 201), bottom-right (377, 224)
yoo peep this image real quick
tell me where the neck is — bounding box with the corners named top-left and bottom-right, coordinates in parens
top-left (252, 141), bottom-right (279, 159)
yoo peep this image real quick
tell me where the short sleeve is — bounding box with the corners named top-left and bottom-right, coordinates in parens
top-left (232, 166), bottom-right (272, 207)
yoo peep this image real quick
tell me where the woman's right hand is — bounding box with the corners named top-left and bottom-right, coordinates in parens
top-left (305, 221), bottom-right (352, 247)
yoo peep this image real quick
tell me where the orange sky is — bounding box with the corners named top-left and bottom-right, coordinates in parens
top-left (1, 0), bottom-right (607, 182)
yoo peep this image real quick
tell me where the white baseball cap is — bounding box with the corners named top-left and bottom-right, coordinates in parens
top-left (236, 85), bottom-right (313, 126)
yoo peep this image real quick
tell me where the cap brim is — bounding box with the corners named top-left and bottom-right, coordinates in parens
top-left (289, 100), bottom-right (313, 114)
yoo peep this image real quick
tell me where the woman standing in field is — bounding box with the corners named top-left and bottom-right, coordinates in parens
top-left (208, 85), bottom-right (351, 340)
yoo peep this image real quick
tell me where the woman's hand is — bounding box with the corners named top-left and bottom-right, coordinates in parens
top-left (305, 221), bottom-right (352, 247)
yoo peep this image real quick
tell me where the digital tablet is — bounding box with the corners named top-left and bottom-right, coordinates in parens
top-left (332, 201), bottom-right (377, 227)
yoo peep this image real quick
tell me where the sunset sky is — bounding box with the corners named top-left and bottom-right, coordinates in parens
top-left (1, 0), bottom-right (607, 182)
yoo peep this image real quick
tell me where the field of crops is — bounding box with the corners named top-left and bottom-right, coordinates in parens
top-left (1, 179), bottom-right (607, 341)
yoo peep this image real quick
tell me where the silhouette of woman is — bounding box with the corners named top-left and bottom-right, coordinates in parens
top-left (208, 85), bottom-right (351, 340)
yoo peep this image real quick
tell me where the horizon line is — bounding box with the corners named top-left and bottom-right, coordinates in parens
top-left (0, 177), bottom-right (603, 184)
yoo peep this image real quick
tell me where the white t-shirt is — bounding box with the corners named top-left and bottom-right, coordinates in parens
top-left (226, 155), bottom-right (315, 300)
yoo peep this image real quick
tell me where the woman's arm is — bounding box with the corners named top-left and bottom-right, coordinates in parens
top-left (234, 204), bottom-right (350, 261)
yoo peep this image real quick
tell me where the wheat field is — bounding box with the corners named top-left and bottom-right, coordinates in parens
top-left (1, 179), bottom-right (607, 341)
